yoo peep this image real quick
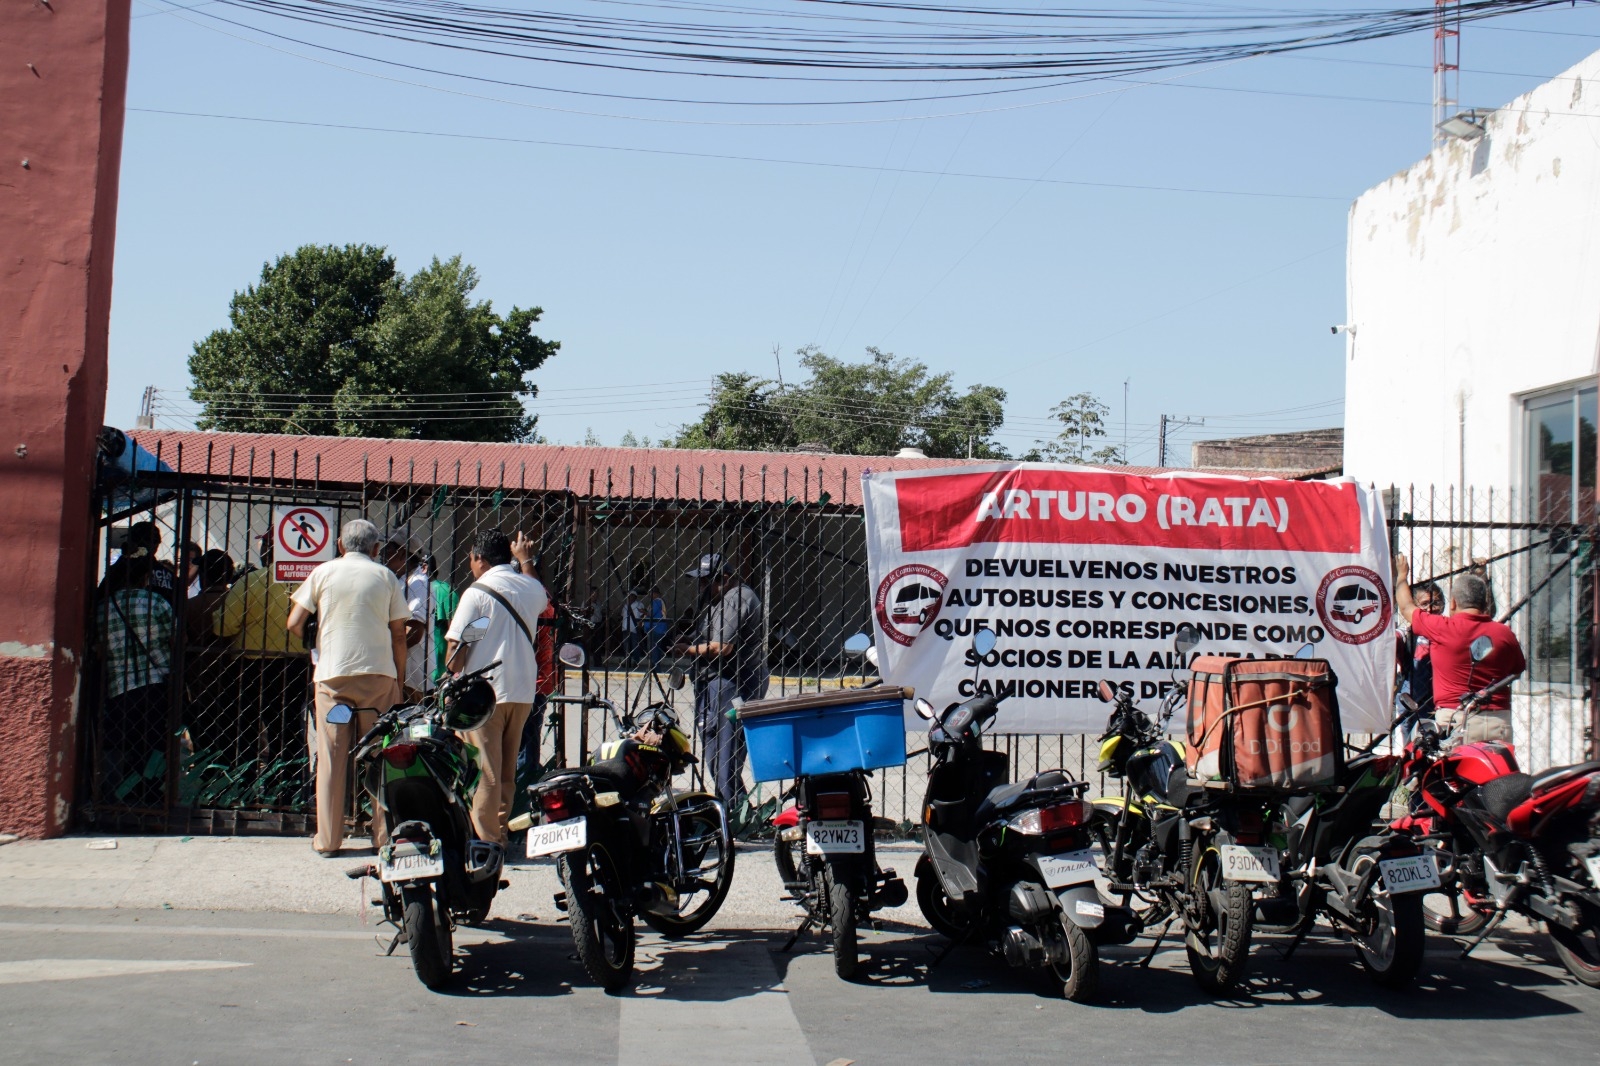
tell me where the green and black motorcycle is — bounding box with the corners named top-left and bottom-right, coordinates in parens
top-left (347, 616), bottom-right (506, 990)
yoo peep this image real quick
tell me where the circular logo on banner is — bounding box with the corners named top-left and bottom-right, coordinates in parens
top-left (1315, 565), bottom-right (1391, 646)
top-left (874, 564), bottom-right (948, 647)
top-left (277, 507), bottom-right (331, 559)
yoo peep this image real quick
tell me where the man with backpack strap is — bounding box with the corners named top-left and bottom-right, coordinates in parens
top-left (444, 530), bottom-right (549, 844)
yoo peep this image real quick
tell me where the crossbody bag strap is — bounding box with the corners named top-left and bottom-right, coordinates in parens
top-left (473, 582), bottom-right (536, 650)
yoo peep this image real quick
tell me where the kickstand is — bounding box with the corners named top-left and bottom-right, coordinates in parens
top-left (780, 914), bottom-right (816, 953)
top-left (381, 927), bottom-right (404, 957)
top-left (1139, 921), bottom-right (1174, 969)
top-left (1459, 910), bottom-right (1508, 960)
top-left (928, 924), bottom-right (976, 970)
top-left (1277, 920), bottom-right (1313, 963)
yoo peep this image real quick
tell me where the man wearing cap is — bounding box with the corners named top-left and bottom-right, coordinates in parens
top-left (675, 553), bottom-right (767, 808)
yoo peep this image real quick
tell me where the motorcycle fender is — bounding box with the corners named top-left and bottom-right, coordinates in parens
top-left (1055, 884), bottom-right (1107, 930)
top-left (651, 790), bottom-right (719, 816)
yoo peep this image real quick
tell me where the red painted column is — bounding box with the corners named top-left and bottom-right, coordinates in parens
top-left (0, 0), bottom-right (130, 837)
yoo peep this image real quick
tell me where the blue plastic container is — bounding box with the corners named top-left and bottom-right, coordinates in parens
top-left (740, 689), bottom-right (909, 783)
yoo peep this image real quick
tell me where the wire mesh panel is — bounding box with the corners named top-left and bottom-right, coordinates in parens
top-left (79, 448), bottom-right (1599, 835)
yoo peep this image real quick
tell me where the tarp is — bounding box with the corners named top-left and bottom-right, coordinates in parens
top-left (861, 464), bottom-right (1394, 734)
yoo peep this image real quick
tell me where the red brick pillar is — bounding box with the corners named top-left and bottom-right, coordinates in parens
top-left (0, 0), bottom-right (130, 837)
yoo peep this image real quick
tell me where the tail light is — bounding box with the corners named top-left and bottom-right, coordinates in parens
top-left (540, 787), bottom-right (574, 824)
top-left (1233, 807), bottom-right (1265, 846)
top-left (815, 792), bottom-right (854, 820)
top-left (1007, 799), bottom-right (1090, 836)
top-left (381, 742), bottom-right (419, 769)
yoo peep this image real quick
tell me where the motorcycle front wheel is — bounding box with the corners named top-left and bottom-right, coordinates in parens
top-left (642, 806), bottom-right (737, 938)
top-left (1421, 885), bottom-right (1492, 936)
top-left (560, 843), bottom-right (636, 992)
top-left (1353, 889), bottom-right (1426, 988)
top-left (1184, 852), bottom-right (1254, 995)
top-left (401, 883), bottom-right (453, 990)
top-left (1549, 899), bottom-right (1600, 988)
top-left (915, 865), bottom-right (971, 939)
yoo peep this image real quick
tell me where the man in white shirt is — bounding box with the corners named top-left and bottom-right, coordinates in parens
top-left (287, 518), bottom-right (411, 856)
top-left (445, 529), bottom-right (549, 845)
top-left (382, 531), bottom-right (432, 700)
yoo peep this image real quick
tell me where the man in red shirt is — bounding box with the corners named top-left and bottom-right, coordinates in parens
top-left (1394, 555), bottom-right (1526, 744)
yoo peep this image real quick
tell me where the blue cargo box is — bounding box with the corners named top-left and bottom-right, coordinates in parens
top-left (739, 686), bottom-right (911, 782)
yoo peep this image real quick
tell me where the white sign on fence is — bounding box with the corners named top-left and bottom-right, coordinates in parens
top-left (861, 464), bottom-right (1395, 734)
top-left (272, 505), bottom-right (337, 583)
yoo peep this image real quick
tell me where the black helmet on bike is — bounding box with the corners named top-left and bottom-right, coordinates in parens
top-left (440, 676), bottom-right (495, 732)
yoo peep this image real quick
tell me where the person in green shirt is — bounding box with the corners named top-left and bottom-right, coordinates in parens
top-left (425, 554), bottom-right (460, 688)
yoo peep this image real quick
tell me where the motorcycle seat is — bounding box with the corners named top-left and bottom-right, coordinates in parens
top-left (1531, 759), bottom-right (1600, 795)
top-left (1478, 772), bottom-right (1534, 824)
top-left (974, 770), bottom-right (1075, 824)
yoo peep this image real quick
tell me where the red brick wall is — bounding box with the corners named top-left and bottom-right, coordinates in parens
top-left (0, 0), bottom-right (130, 837)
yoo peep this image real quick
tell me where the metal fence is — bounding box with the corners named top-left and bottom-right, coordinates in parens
top-left (80, 447), bottom-right (1598, 836)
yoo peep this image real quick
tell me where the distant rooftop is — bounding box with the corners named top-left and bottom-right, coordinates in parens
top-left (1191, 427), bottom-right (1343, 478)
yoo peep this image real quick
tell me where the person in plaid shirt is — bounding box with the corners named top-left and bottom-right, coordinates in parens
top-left (97, 548), bottom-right (174, 803)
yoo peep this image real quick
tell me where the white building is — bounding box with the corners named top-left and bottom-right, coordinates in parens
top-left (1343, 53), bottom-right (1600, 770)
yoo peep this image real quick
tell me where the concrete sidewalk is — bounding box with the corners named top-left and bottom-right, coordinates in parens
top-left (0, 834), bottom-right (925, 930)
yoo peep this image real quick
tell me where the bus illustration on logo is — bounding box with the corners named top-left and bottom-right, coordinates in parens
top-left (874, 564), bottom-right (949, 647)
top-left (889, 582), bottom-right (942, 627)
top-left (1329, 583), bottom-right (1381, 624)
top-left (1315, 565), bottom-right (1392, 646)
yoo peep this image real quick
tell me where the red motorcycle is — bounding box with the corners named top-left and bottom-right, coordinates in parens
top-left (1392, 638), bottom-right (1600, 987)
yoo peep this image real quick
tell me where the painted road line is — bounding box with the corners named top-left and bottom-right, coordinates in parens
top-left (0, 959), bottom-right (250, 985)
top-left (619, 938), bottom-right (812, 1066)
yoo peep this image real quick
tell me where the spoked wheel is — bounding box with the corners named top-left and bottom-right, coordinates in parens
top-left (915, 865), bottom-right (972, 940)
top-left (1184, 852), bottom-right (1254, 995)
top-left (1549, 900), bottom-right (1600, 988)
top-left (560, 844), bottom-right (636, 992)
top-left (1353, 888), bottom-right (1426, 988)
top-left (642, 806), bottom-right (737, 938)
top-left (1048, 913), bottom-right (1100, 1003)
top-left (401, 883), bottom-right (453, 990)
top-left (828, 868), bottom-right (860, 980)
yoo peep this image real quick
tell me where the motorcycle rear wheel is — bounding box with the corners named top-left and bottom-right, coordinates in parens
top-left (830, 877), bottom-right (860, 981)
top-left (1353, 891), bottom-right (1426, 988)
top-left (1550, 900), bottom-right (1600, 988)
top-left (1185, 854), bottom-right (1254, 995)
top-left (560, 844), bottom-right (636, 992)
top-left (642, 807), bottom-right (736, 938)
top-left (401, 883), bottom-right (453, 990)
top-left (1048, 915), bottom-right (1099, 1003)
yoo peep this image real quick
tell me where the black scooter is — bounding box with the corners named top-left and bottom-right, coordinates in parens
top-left (912, 630), bottom-right (1125, 1002)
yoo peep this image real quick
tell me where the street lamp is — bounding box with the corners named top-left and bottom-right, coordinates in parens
top-left (1437, 109), bottom-right (1488, 141)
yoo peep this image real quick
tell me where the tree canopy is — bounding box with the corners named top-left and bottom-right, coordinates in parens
top-left (188, 244), bottom-right (559, 442)
top-left (673, 347), bottom-right (1008, 458)
top-left (1025, 392), bottom-right (1124, 464)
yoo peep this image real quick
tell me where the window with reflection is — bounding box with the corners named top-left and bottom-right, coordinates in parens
top-left (1522, 384), bottom-right (1596, 687)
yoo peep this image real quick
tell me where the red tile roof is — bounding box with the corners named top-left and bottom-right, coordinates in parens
top-left (126, 429), bottom-right (1319, 507)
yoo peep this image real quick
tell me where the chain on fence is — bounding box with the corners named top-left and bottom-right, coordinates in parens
top-left (80, 443), bottom-right (1599, 837)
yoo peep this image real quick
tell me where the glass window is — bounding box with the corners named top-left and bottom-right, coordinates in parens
top-left (1526, 386), bottom-right (1597, 523)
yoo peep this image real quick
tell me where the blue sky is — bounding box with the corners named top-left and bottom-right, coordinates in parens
top-left (107, 1), bottom-right (1600, 464)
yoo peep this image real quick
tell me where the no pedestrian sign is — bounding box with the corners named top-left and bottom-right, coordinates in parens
top-left (273, 505), bottom-right (336, 583)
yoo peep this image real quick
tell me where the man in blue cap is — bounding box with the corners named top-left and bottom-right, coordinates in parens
top-left (675, 553), bottom-right (767, 809)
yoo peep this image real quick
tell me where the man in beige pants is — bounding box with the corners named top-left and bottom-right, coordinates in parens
top-left (287, 518), bottom-right (411, 856)
top-left (445, 529), bottom-right (548, 845)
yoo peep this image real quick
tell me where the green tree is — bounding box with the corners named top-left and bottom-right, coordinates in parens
top-left (1026, 392), bottom-right (1124, 464)
top-left (188, 244), bottom-right (559, 441)
top-left (672, 347), bottom-right (1008, 458)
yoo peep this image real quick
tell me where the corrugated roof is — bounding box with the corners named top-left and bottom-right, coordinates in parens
top-left (125, 429), bottom-right (1321, 507)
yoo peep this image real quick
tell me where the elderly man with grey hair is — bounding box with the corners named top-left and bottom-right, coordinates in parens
top-left (1395, 555), bottom-right (1526, 745)
top-left (287, 518), bottom-right (411, 855)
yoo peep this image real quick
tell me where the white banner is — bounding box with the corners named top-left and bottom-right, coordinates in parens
top-left (861, 464), bottom-right (1394, 734)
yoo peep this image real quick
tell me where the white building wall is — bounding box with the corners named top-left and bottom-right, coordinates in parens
top-left (1344, 51), bottom-right (1600, 493)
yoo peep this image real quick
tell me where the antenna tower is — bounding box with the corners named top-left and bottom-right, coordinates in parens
top-left (1433, 0), bottom-right (1462, 149)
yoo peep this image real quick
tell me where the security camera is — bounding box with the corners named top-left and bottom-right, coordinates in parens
top-left (1331, 324), bottom-right (1356, 336)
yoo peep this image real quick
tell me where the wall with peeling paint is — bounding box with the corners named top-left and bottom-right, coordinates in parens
top-left (1344, 50), bottom-right (1600, 494)
top-left (0, 1), bottom-right (130, 837)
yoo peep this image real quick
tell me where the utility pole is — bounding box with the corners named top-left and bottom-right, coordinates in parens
top-left (1158, 414), bottom-right (1206, 468)
top-left (134, 385), bottom-right (156, 430)
top-left (1433, 0), bottom-right (1461, 149)
top-left (1123, 378), bottom-right (1129, 465)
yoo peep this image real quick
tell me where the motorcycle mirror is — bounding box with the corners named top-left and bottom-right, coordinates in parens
top-left (972, 628), bottom-right (997, 657)
top-left (1399, 692), bottom-right (1419, 713)
top-left (1097, 680), bottom-right (1117, 703)
top-left (1293, 643), bottom-right (1316, 660)
top-left (865, 646), bottom-right (879, 668)
top-left (325, 703), bottom-right (353, 725)
top-left (1470, 635), bottom-right (1493, 663)
top-left (668, 667), bottom-right (688, 691)
top-left (558, 642), bottom-right (586, 669)
top-left (460, 615), bottom-right (491, 645)
top-left (914, 697), bottom-right (936, 721)
top-left (1417, 718), bottom-right (1439, 740)
top-left (842, 633), bottom-right (872, 658)
top-left (1173, 624), bottom-right (1201, 656)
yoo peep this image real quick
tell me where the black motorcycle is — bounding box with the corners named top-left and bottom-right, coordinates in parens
top-left (516, 645), bottom-right (736, 991)
top-left (346, 617), bottom-right (506, 989)
top-left (912, 630), bottom-right (1116, 1002)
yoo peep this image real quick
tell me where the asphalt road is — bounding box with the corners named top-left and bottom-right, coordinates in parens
top-left (2, 904), bottom-right (1597, 1066)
